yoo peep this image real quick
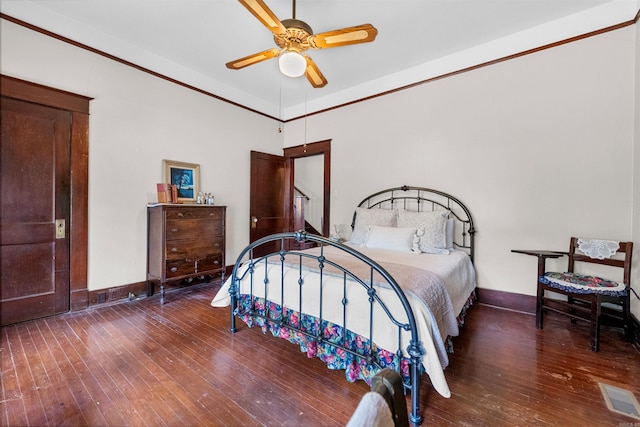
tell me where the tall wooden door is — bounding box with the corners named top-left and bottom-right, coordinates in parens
top-left (249, 151), bottom-right (287, 257)
top-left (1, 96), bottom-right (71, 325)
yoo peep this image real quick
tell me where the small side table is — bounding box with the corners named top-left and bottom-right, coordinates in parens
top-left (511, 249), bottom-right (568, 279)
top-left (512, 249), bottom-right (568, 329)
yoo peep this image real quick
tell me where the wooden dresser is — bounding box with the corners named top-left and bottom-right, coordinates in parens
top-left (146, 204), bottom-right (226, 303)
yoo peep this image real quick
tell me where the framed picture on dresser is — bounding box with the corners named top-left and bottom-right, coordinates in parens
top-left (163, 159), bottom-right (200, 203)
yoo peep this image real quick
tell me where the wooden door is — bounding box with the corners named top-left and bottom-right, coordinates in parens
top-left (1, 97), bottom-right (71, 325)
top-left (249, 151), bottom-right (287, 257)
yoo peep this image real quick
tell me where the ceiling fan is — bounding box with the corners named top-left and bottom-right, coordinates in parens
top-left (226, 0), bottom-right (378, 88)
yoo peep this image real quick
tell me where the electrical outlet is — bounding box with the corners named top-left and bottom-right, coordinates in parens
top-left (97, 292), bottom-right (106, 304)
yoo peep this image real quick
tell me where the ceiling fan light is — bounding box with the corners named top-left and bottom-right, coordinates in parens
top-left (278, 51), bottom-right (307, 77)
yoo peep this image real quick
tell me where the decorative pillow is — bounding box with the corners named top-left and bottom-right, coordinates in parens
top-left (332, 224), bottom-right (352, 241)
top-left (397, 209), bottom-right (449, 254)
top-left (349, 208), bottom-right (397, 245)
top-left (365, 225), bottom-right (416, 253)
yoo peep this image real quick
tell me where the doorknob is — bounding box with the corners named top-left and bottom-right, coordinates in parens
top-left (251, 216), bottom-right (258, 229)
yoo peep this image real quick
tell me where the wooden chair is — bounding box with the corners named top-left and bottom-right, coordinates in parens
top-left (536, 237), bottom-right (633, 352)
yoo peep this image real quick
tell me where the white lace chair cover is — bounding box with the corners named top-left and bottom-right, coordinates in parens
top-left (576, 238), bottom-right (620, 260)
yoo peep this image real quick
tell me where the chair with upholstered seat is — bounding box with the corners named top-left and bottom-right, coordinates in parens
top-left (536, 237), bottom-right (633, 352)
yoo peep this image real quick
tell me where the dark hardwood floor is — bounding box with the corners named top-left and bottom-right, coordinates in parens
top-left (2, 282), bottom-right (639, 426)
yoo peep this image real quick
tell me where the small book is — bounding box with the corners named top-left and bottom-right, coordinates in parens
top-left (156, 183), bottom-right (171, 203)
top-left (171, 185), bottom-right (178, 203)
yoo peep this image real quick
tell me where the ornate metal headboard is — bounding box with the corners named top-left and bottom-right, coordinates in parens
top-left (351, 185), bottom-right (476, 262)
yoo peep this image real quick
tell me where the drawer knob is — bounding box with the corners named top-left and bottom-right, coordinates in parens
top-left (171, 247), bottom-right (177, 253)
top-left (170, 267), bottom-right (178, 272)
top-left (178, 213), bottom-right (184, 218)
top-left (171, 228), bottom-right (178, 233)
top-left (213, 260), bottom-right (219, 265)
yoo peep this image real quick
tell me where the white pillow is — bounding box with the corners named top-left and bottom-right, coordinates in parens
top-left (397, 209), bottom-right (449, 254)
top-left (349, 208), bottom-right (397, 245)
top-left (364, 225), bottom-right (416, 253)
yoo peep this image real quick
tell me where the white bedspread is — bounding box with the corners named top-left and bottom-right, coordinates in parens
top-left (211, 245), bottom-right (476, 399)
top-left (348, 245), bottom-right (477, 325)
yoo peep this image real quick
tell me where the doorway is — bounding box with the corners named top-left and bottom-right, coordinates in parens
top-left (293, 155), bottom-right (323, 235)
top-left (284, 140), bottom-right (331, 238)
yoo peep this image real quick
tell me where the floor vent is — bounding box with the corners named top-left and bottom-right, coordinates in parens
top-left (599, 383), bottom-right (640, 420)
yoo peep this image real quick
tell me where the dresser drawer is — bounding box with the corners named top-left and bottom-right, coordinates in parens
top-left (165, 253), bottom-right (223, 278)
top-left (197, 253), bottom-right (224, 273)
top-left (165, 237), bottom-right (223, 260)
top-left (165, 207), bottom-right (223, 220)
top-left (166, 218), bottom-right (223, 240)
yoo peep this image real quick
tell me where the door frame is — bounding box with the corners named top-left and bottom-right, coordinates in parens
top-left (1, 75), bottom-right (91, 311)
top-left (283, 140), bottom-right (331, 237)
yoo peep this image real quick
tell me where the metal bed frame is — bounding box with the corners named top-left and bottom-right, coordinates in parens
top-left (227, 186), bottom-right (475, 425)
top-left (353, 185), bottom-right (475, 262)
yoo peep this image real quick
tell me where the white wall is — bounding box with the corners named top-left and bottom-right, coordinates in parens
top-left (286, 25), bottom-right (639, 316)
top-left (2, 18), bottom-right (638, 320)
top-left (0, 19), bottom-right (284, 291)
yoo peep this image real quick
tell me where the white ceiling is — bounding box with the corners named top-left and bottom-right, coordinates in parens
top-left (1, 0), bottom-right (638, 120)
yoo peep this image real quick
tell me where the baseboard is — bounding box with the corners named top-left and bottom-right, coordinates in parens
top-left (87, 267), bottom-right (233, 308)
top-left (89, 280), bottom-right (531, 310)
top-left (88, 281), bottom-right (149, 306)
top-left (476, 288), bottom-right (536, 314)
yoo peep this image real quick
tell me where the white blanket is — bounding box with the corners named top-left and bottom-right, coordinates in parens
top-left (211, 245), bottom-right (476, 398)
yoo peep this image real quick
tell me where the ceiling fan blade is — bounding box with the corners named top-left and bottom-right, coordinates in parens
top-left (226, 48), bottom-right (281, 70)
top-left (308, 24), bottom-right (378, 49)
top-left (237, 0), bottom-right (287, 36)
top-left (304, 56), bottom-right (327, 88)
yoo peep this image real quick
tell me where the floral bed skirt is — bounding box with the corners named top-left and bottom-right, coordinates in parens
top-left (237, 295), bottom-right (411, 385)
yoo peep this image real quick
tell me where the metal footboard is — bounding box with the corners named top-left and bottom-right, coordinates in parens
top-left (228, 231), bottom-right (425, 425)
